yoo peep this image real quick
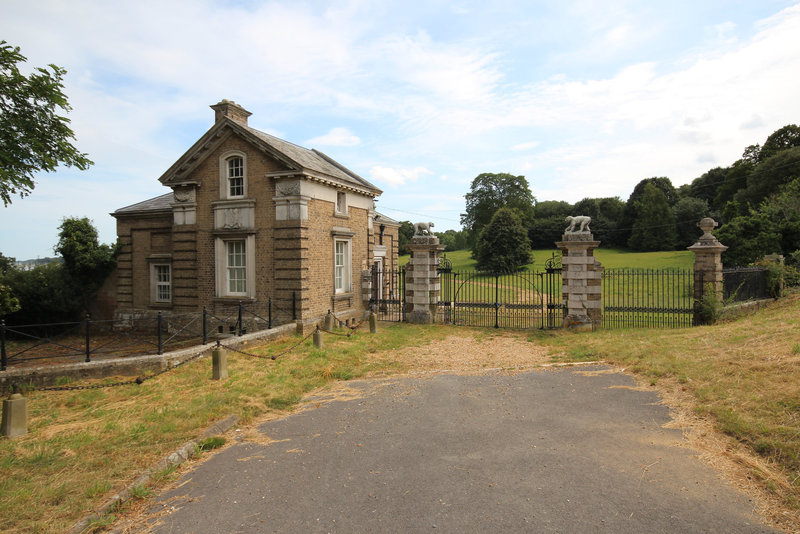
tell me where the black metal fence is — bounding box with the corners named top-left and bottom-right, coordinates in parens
top-left (369, 266), bottom-right (405, 322)
top-left (436, 269), bottom-right (563, 329)
top-left (1, 295), bottom-right (296, 370)
top-left (723, 266), bottom-right (769, 302)
top-left (602, 268), bottom-right (695, 329)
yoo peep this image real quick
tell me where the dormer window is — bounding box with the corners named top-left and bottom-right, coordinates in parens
top-left (228, 157), bottom-right (244, 197)
top-left (219, 151), bottom-right (247, 199)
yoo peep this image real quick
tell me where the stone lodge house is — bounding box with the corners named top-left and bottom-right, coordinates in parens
top-left (112, 100), bottom-right (399, 329)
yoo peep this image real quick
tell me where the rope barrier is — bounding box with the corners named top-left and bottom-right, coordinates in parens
top-left (224, 330), bottom-right (316, 361)
top-left (14, 315), bottom-right (370, 393)
top-left (24, 347), bottom-right (214, 393)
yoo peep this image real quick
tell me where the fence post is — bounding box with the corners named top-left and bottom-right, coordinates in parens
top-left (212, 343), bottom-right (228, 380)
top-left (1, 393), bottom-right (27, 438)
top-left (268, 297), bottom-right (272, 330)
top-left (494, 273), bottom-right (500, 329)
top-left (1, 320), bottom-right (6, 371)
top-left (202, 306), bottom-right (208, 345)
top-left (84, 314), bottom-right (91, 363)
top-left (157, 312), bottom-right (163, 355)
top-left (237, 303), bottom-right (243, 336)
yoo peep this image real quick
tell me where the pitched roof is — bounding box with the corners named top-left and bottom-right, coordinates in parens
top-left (374, 211), bottom-right (400, 226)
top-left (159, 118), bottom-right (381, 196)
top-left (112, 192), bottom-right (174, 216)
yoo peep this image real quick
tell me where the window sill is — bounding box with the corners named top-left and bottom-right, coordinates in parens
top-left (213, 296), bottom-right (256, 303)
top-left (333, 292), bottom-right (354, 301)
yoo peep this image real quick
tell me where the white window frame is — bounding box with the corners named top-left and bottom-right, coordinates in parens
top-left (219, 151), bottom-right (247, 200)
top-left (150, 263), bottom-right (172, 304)
top-left (334, 238), bottom-right (352, 294)
top-left (215, 235), bottom-right (255, 298)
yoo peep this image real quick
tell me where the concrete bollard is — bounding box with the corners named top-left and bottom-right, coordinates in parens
top-left (313, 328), bottom-right (324, 349)
top-left (323, 311), bottom-right (335, 331)
top-left (369, 312), bottom-right (377, 334)
top-left (212, 347), bottom-right (228, 380)
top-left (1, 393), bottom-right (28, 438)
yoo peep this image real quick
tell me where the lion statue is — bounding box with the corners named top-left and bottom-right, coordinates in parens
top-left (413, 221), bottom-right (435, 236)
top-left (564, 215), bottom-right (591, 233)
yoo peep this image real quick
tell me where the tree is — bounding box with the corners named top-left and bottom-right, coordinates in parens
top-left (672, 197), bottom-right (710, 248)
top-left (0, 41), bottom-right (93, 206)
top-left (0, 252), bottom-right (20, 316)
top-left (54, 217), bottom-right (117, 310)
top-left (572, 197), bottom-right (627, 247)
top-left (717, 215), bottom-right (781, 267)
top-left (627, 183), bottom-right (677, 251)
top-left (461, 173), bottom-right (535, 251)
top-left (735, 146), bottom-right (800, 209)
top-left (474, 207), bottom-right (532, 272)
top-left (758, 124), bottom-right (800, 162)
top-left (620, 177), bottom-right (677, 246)
top-left (397, 221), bottom-right (415, 255)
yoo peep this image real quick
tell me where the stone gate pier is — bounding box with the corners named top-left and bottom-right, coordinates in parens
top-left (556, 229), bottom-right (602, 330)
top-left (405, 235), bottom-right (445, 324)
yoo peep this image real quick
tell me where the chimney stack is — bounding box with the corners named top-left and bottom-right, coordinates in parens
top-left (210, 99), bottom-right (252, 126)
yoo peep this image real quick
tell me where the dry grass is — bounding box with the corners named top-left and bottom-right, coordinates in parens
top-left (2, 295), bottom-right (799, 532)
top-left (534, 291), bottom-right (800, 531)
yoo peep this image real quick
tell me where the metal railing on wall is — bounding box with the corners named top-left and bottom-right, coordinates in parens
top-left (1, 294), bottom-right (296, 371)
top-left (722, 266), bottom-right (769, 302)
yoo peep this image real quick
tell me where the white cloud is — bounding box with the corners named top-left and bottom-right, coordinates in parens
top-left (370, 166), bottom-right (434, 187)
top-left (511, 141), bottom-right (540, 151)
top-left (306, 127), bottom-right (361, 147)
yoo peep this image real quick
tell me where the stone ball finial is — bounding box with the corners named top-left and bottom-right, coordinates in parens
top-left (697, 217), bottom-right (719, 237)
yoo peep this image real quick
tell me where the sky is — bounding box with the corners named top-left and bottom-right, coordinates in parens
top-left (2, 0), bottom-right (800, 260)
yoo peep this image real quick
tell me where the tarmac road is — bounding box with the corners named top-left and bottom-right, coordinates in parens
top-left (134, 365), bottom-right (777, 533)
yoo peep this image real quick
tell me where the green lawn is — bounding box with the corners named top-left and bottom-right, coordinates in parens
top-left (403, 248), bottom-right (694, 272)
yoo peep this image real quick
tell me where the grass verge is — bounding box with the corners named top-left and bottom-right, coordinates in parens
top-left (531, 291), bottom-right (800, 519)
top-left (1, 292), bottom-right (797, 531)
top-left (0, 322), bottom-right (447, 533)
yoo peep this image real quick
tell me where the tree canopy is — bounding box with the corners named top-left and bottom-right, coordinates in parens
top-left (0, 40), bottom-right (92, 206)
top-left (474, 207), bottom-right (531, 272)
top-left (461, 173), bottom-right (535, 250)
top-left (627, 183), bottom-right (677, 251)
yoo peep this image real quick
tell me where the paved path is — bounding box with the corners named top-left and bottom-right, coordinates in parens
top-left (135, 366), bottom-right (776, 533)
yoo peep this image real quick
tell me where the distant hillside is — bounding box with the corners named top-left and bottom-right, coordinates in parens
top-left (15, 257), bottom-right (62, 270)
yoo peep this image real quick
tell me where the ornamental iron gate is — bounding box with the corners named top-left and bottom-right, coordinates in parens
top-left (601, 268), bottom-right (695, 329)
top-left (369, 265), bottom-right (405, 322)
top-left (436, 265), bottom-right (563, 329)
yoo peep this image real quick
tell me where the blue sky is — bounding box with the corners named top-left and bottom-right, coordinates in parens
top-left (2, 0), bottom-right (800, 259)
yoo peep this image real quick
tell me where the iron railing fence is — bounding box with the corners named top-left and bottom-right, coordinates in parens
top-left (369, 266), bottom-right (406, 322)
top-left (602, 268), bottom-right (695, 329)
top-left (722, 266), bottom-right (769, 302)
top-left (1, 294), bottom-right (296, 370)
top-left (436, 269), bottom-right (563, 329)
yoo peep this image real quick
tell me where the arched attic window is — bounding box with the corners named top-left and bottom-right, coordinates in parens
top-left (219, 151), bottom-right (247, 199)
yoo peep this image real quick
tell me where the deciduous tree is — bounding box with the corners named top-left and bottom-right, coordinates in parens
top-left (461, 173), bottom-right (535, 251)
top-left (474, 207), bottom-right (531, 272)
top-left (0, 41), bottom-right (92, 206)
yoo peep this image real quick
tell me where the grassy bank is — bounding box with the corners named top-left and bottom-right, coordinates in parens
top-left (0, 324), bottom-right (449, 532)
top-left (1, 292), bottom-right (797, 531)
top-left (534, 291), bottom-right (800, 515)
